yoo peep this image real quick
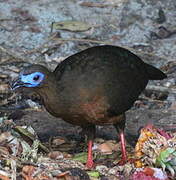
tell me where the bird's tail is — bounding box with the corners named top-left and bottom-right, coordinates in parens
top-left (145, 63), bottom-right (167, 80)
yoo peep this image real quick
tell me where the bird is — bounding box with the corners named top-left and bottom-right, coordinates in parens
top-left (11, 45), bottom-right (167, 168)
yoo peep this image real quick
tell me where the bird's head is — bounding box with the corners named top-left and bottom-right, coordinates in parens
top-left (11, 65), bottom-right (52, 91)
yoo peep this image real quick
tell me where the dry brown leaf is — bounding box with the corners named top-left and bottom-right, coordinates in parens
top-left (98, 143), bottom-right (113, 154)
top-left (52, 137), bottom-right (66, 146)
top-left (48, 151), bottom-right (64, 159)
top-left (0, 174), bottom-right (10, 180)
top-left (55, 171), bottom-right (70, 178)
top-left (98, 141), bottom-right (118, 154)
top-left (22, 165), bottom-right (36, 180)
top-left (0, 146), bottom-right (10, 156)
top-left (0, 74), bottom-right (8, 79)
top-left (0, 84), bottom-right (9, 93)
top-left (35, 174), bottom-right (51, 180)
top-left (0, 132), bottom-right (11, 143)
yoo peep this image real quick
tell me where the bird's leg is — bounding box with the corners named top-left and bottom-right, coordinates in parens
top-left (82, 124), bottom-right (96, 169)
top-left (114, 114), bottom-right (127, 165)
top-left (87, 139), bottom-right (94, 168)
top-left (119, 129), bottom-right (127, 163)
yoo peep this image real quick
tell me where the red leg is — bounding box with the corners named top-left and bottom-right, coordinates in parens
top-left (119, 130), bottom-right (127, 163)
top-left (120, 131), bottom-right (127, 162)
top-left (114, 114), bottom-right (128, 165)
top-left (86, 140), bottom-right (94, 168)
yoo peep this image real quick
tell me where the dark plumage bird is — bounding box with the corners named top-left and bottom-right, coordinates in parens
top-left (11, 45), bottom-right (167, 168)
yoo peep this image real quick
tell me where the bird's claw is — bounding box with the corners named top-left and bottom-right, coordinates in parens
top-left (86, 159), bottom-right (94, 169)
top-left (118, 157), bottom-right (136, 165)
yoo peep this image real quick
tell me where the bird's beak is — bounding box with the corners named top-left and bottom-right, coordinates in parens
top-left (11, 77), bottom-right (24, 90)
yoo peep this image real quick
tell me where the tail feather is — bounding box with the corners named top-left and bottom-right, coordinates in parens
top-left (145, 63), bottom-right (167, 80)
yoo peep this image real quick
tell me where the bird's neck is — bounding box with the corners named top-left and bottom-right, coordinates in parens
top-left (37, 77), bottom-right (62, 116)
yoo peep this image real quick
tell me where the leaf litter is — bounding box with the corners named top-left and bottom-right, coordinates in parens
top-left (0, 114), bottom-right (175, 179)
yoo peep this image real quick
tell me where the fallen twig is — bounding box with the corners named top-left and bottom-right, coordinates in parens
top-left (54, 37), bottom-right (112, 45)
top-left (79, 1), bottom-right (124, 8)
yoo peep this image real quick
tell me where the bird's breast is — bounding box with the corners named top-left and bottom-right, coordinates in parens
top-left (50, 95), bottom-right (122, 126)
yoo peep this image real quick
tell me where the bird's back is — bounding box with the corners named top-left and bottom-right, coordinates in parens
top-left (52, 45), bottom-right (166, 125)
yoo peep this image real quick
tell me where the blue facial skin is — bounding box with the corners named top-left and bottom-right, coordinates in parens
top-left (20, 72), bottom-right (45, 87)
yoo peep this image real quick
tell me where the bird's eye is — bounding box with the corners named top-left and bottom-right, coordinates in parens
top-left (33, 75), bottom-right (40, 81)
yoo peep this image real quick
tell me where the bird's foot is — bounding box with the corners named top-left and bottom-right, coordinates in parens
top-left (86, 140), bottom-right (94, 169)
top-left (118, 157), bottom-right (136, 165)
top-left (118, 158), bottom-right (127, 166)
top-left (85, 159), bottom-right (94, 169)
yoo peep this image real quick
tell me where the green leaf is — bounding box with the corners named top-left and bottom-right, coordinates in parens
top-left (52, 21), bottom-right (92, 32)
top-left (72, 152), bottom-right (88, 163)
top-left (156, 147), bottom-right (176, 177)
top-left (156, 148), bottom-right (175, 164)
top-left (87, 171), bottom-right (100, 178)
